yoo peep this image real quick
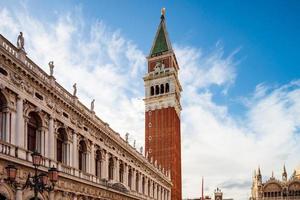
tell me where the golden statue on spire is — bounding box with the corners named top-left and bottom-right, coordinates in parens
top-left (161, 7), bottom-right (166, 19)
top-left (161, 8), bottom-right (166, 16)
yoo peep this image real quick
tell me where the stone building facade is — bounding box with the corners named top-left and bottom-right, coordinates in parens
top-left (250, 166), bottom-right (300, 200)
top-left (144, 10), bottom-right (182, 200)
top-left (0, 30), bottom-right (172, 199)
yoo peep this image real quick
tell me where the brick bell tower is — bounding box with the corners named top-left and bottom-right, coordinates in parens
top-left (144, 8), bottom-right (182, 200)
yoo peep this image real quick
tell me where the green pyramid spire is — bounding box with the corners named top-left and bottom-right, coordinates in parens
top-left (150, 9), bottom-right (173, 57)
top-left (151, 26), bottom-right (169, 55)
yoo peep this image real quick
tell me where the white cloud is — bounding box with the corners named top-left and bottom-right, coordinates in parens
top-left (0, 6), bottom-right (146, 148)
top-left (180, 51), bottom-right (300, 199)
top-left (1, 4), bottom-right (300, 200)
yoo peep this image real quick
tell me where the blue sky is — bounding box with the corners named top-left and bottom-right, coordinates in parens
top-left (1, 0), bottom-right (300, 199)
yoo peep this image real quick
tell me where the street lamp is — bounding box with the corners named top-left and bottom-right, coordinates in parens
top-left (5, 151), bottom-right (58, 200)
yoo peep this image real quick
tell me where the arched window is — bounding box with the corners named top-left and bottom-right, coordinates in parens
top-left (108, 156), bottom-right (114, 180)
top-left (160, 84), bottom-right (164, 94)
top-left (128, 168), bottom-right (132, 189)
top-left (135, 173), bottom-right (139, 192)
top-left (142, 176), bottom-right (145, 194)
top-left (0, 92), bottom-right (8, 141)
top-left (165, 83), bottom-right (169, 93)
top-left (148, 180), bottom-right (151, 196)
top-left (119, 162), bottom-right (124, 183)
top-left (150, 86), bottom-right (154, 96)
top-left (57, 128), bottom-right (68, 164)
top-left (153, 182), bottom-right (155, 198)
top-left (27, 112), bottom-right (42, 152)
top-left (155, 85), bottom-right (159, 95)
top-left (95, 150), bottom-right (102, 178)
top-left (78, 140), bottom-right (87, 172)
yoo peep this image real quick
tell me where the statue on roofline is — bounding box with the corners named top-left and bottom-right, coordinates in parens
top-left (17, 32), bottom-right (25, 51)
top-left (91, 99), bottom-right (95, 112)
top-left (73, 83), bottom-right (77, 96)
top-left (48, 61), bottom-right (54, 76)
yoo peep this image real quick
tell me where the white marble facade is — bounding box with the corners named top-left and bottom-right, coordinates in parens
top-left (0, 34), bottom-right (171, 200)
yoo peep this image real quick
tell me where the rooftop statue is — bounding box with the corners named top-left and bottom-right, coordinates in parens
top-left (73, 83), bottom-right (77, 96)
top-left (48, 61), bottom-right (54, 76)
top-left (125, 133), bottom-right (129, 143)
top-left (91, 99), bottom-right (95, 112)
top-left (17, 32), bottom-right (25, 51)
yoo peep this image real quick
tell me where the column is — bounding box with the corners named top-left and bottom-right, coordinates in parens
top-left (69, 141), bottom-right (73, 166)
top-left (10, 110), bottom-right (16, 145)
top-left (72, 132), bottom-right (78, 168)
top-left (149, 180), bottom-right (153, 197)
top-left (154, 183), bottom-right (157, 199)
top-left (101, 151), bottom-right (108, 180)
top-left (41, 127), bottom-right (46, 156)
top-left (16, 187), bottom-right (22, 200)
top-left (115, 158), bottom-right (119, 182)
top-left (157, 185), bottom-right (160, 200)
top-left (132, 169), bottom-right (136, 192)
top-left (102, 152), bottom-right (109, 180)
top-left (85, 152), bottom-right (90, 173)
top-left (5, 111), bottom-right (10, 142)
top-left (16, 97), bottom-right (24, 148)
top-left (145, 177), bottom-right (148, 196)
top-left (48, 117), bottom-right (55, 160)
top-left (139, 173), bottom-right (142, 194)
top-left (124, 164), bottom-right (128, 186)
top-left (90, 143), bottom-right (95, 175)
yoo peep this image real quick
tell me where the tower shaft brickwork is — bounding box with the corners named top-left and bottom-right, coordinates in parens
top-left (144, 11), bottom-right (182, 200)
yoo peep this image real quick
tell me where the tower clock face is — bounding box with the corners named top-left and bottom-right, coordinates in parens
top-left (216, 197), bottom-right (221, 200)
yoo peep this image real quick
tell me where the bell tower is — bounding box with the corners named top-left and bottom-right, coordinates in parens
top-left (144, 8), bottom-right (182, 200)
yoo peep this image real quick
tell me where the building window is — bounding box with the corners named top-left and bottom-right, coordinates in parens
top-left (27, 112), bottom-right (42, 153)
top-left (150, 86), bottom-right (154, 96)
top-left (0, 92), bottom-right (7, 141)
top-left (155, 85), bottom-right (159, 95)
top-left (95, 150), bottom-right (102, 178)
top-left (160, 84), bottom-right (164, 94)
top-left (57, 128), bottom-right (68, 164)
top-left (119, 162), bottom-right (124, 183)
top-left (148, 180), bottom-right (151, 196)
top-left (136, 173), bottom-right (139, 192)
top-left (128, 168), bottom-right (132, 189)
top-left (78, 140), bottom-right (87, 172)
top-left (153, 183), bottom-right (155, 198)
top-left (0, 67), bottom-right (8, 76)
top-left (108, 156), bottom-right (114, 180)
top-left (142, 176), bottom-right (145, 194)
top-left (165, 83), bottom-right (169, 93)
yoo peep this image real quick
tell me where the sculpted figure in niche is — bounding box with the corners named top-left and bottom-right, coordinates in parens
top-left (73, 83), bottom-right (77, 96)
top-left (17, 32), bottom-right (25, 50)
top-left (49, 61), bottom-right (54, 76)
top-left (154, 61), bottom-right (165, 74)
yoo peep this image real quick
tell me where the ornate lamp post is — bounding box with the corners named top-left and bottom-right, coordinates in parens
top-left (5, 151), bottom-right (58, 200)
